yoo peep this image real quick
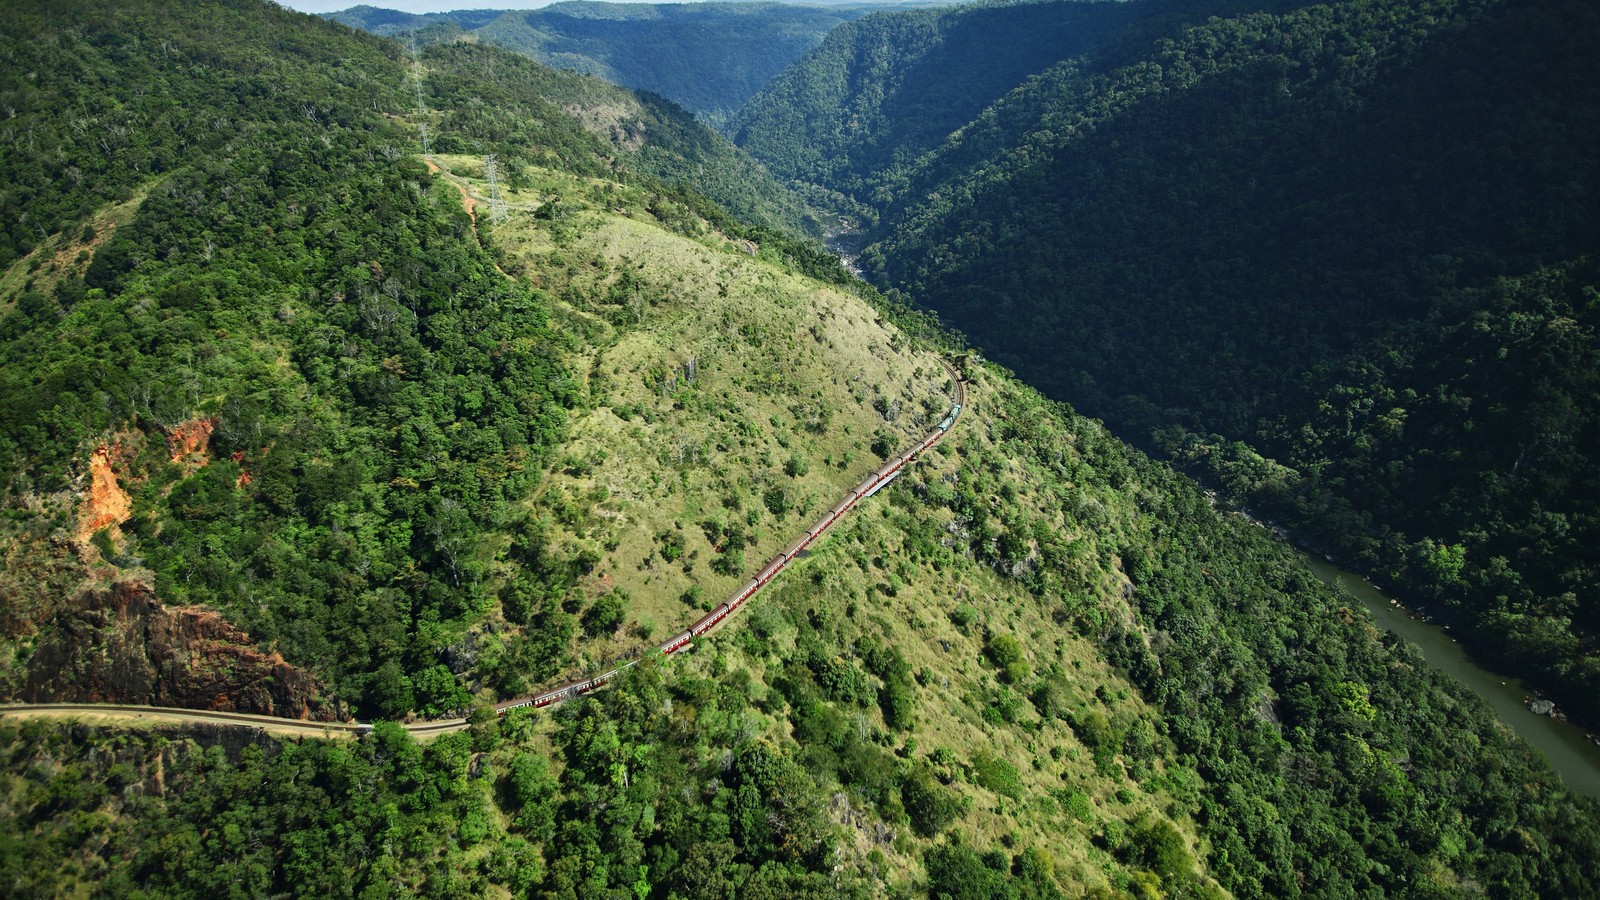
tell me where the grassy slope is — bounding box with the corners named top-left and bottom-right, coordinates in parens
top-left (468, 151), bottom-right (1600, 898)
top-left (417, 40), bottom-right (819, 236)
top-left (440, 154), bottom-right (1220, 893)
top-left (0, 192), bottom-right (146, 316)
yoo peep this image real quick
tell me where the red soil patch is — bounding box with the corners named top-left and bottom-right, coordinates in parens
top-left (78, 438), bottom-right (138, 543)
top-left (166, 417), bottom-right (215, 466)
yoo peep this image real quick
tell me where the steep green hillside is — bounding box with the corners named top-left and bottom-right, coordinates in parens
top-left (736, 0), bottom-right (1600, 726)
top-left (331, 2), bottom-right (877, 130)
top-left (0, 0), bottom-right (802, 718)
top-left (471, 2), bottom-right (874, 131)
top-left (324, 4), bottom-right (506, 35)
top-left (2, 2), bottom-right (1599, 899)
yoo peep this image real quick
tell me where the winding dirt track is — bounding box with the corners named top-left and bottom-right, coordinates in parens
top-left (0, 239), bottom-right (968, 740)
top-left (0, 703), bottom-right (427, 737)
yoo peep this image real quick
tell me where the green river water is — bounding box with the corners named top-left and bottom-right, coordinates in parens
top-left (1301, 553), bottom-right (1600, 799)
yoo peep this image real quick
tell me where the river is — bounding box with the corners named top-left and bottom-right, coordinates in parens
top-left (1300, 553), bottom-right (1600, 799)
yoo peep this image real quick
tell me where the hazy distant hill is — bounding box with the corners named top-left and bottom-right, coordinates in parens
top-left (730, 0), bottom-right (1145, 200)
top-left (329, 2), bottom-right (905, 128)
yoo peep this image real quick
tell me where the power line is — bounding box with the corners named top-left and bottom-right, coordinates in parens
top-left (408, 34), bottom-right (431, 155)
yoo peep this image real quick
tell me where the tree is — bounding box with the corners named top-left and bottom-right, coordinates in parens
top-left (902, 770), bottom-right (964, 837)
top-left (583, 592), bottom-right (627, 636)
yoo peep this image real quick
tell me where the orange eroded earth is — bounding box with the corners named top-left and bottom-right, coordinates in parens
top-left (166, 417), bottom-right (215, 465)
top-left (78, 417), bottom-right (213, 547)
top-left (79, 442), bottom-right (134, 542)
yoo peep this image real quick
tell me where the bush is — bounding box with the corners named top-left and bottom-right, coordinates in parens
top-left (924, 845), bottom-right (1011, 900)
top-left (971, 751), bottom-right (1023, 799)
top-left (657, 529), bottom-right (685, 562)
top-left (711, 547), bottom-right (745, 576)
top-left (1134, 814), bottom-right (1195, 882)
top-left (1057, 787), bottom-right (1094, 823)
top-left (763, 485), bottom-right (790, 516)
top-left (582, 592), bottom-right (626, 636)
top-left (902, 772), bottom-right (964, 837)
top-left (985, 632), bottom-right (1024, 669)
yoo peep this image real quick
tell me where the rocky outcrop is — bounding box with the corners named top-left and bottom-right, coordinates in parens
top-left (76, 433), bottom-right (140, 548)
top-left (22, 581), bottom-right (345, 722)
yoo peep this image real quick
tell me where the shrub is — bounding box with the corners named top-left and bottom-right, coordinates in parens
top-left (582, 592), bottom-right (626, 636)
top-left (971, 751), bottom-right (1023, 799)
top-left (902, 772), bottom-right (964, 837)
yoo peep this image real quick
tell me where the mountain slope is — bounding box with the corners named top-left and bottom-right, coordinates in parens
top-left (735, 0), bottom-right (1600, 726)
top-left (413, 38), bottom-right (819, 234)
top-left (0, 0), bottom-right (804, 719)
top-left (730, 0), bottom-right (1148, 204)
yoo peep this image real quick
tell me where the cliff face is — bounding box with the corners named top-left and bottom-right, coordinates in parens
top-left (23, 581), bottom-right (344, 722)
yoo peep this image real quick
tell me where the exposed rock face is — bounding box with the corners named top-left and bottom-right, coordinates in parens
top-left (81, 445), bottom-right (132, 536)
top-left (76, 433), bottom-right (140, 549)
top-left (23, 581), bottom-right (345, 722)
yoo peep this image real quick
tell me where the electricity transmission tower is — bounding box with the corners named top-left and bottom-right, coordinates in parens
top-left (484, 154), bottom-right (507, 223)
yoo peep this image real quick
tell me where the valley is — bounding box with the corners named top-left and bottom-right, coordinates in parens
top-left (733, 0), bottom-right (1600, 736)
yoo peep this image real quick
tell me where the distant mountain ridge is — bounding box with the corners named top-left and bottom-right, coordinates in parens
top-left (328, 2), bottom-right (933, 128)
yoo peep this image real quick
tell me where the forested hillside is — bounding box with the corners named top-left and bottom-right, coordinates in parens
top-left (735, 0), bottom-right (1600, 727)
top-left (331, 2), bottom-right (877, 130)
top-left (2, 0), bottom-right (1599, 898)
top-left (412, 39), bottom-right (818, 235)
top-left (0, 0), bottom-right (804, 719)
top-left (730, 0), bottom-right (1144, 204)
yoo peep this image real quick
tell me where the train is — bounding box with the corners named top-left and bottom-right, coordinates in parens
top-left (494, 369), bottom-right (966, 717)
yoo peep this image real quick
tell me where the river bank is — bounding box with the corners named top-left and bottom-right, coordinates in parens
top-left (1220, 501), bottom-right (1600, 798)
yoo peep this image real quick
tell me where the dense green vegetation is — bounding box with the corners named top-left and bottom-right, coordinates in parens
top-left (730, 0), bottom-right (1145, 206)
top-left (0, 671), bottom-right (865, 898)
top-left (0, 0), bottom-right (808, 717)
top-left (415, 39), bottom-right (818, 234)
top-left (918, 360), bottom-right (1600, 897)
top-left (331, 2), bottom-right (876, 130)
top-left (0, 0), bottom-right (584, 719)
top-left (4, 0), bottom-right (1600, 897)
top-left (6, 358), bottom-right (1600, 897)
top-left (735, 0), bottom-right (1600, 726)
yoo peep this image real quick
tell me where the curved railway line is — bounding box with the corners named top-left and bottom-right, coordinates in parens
top-left (1, 364), bottom-right (965, 738)
top-left (497, 359), bottom-right (966, 715)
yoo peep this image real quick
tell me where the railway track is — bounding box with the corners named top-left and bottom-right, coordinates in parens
top-left (0, 360), bottom-right (966, 738)
top-left (498, 358), bottom-right (965, 714)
